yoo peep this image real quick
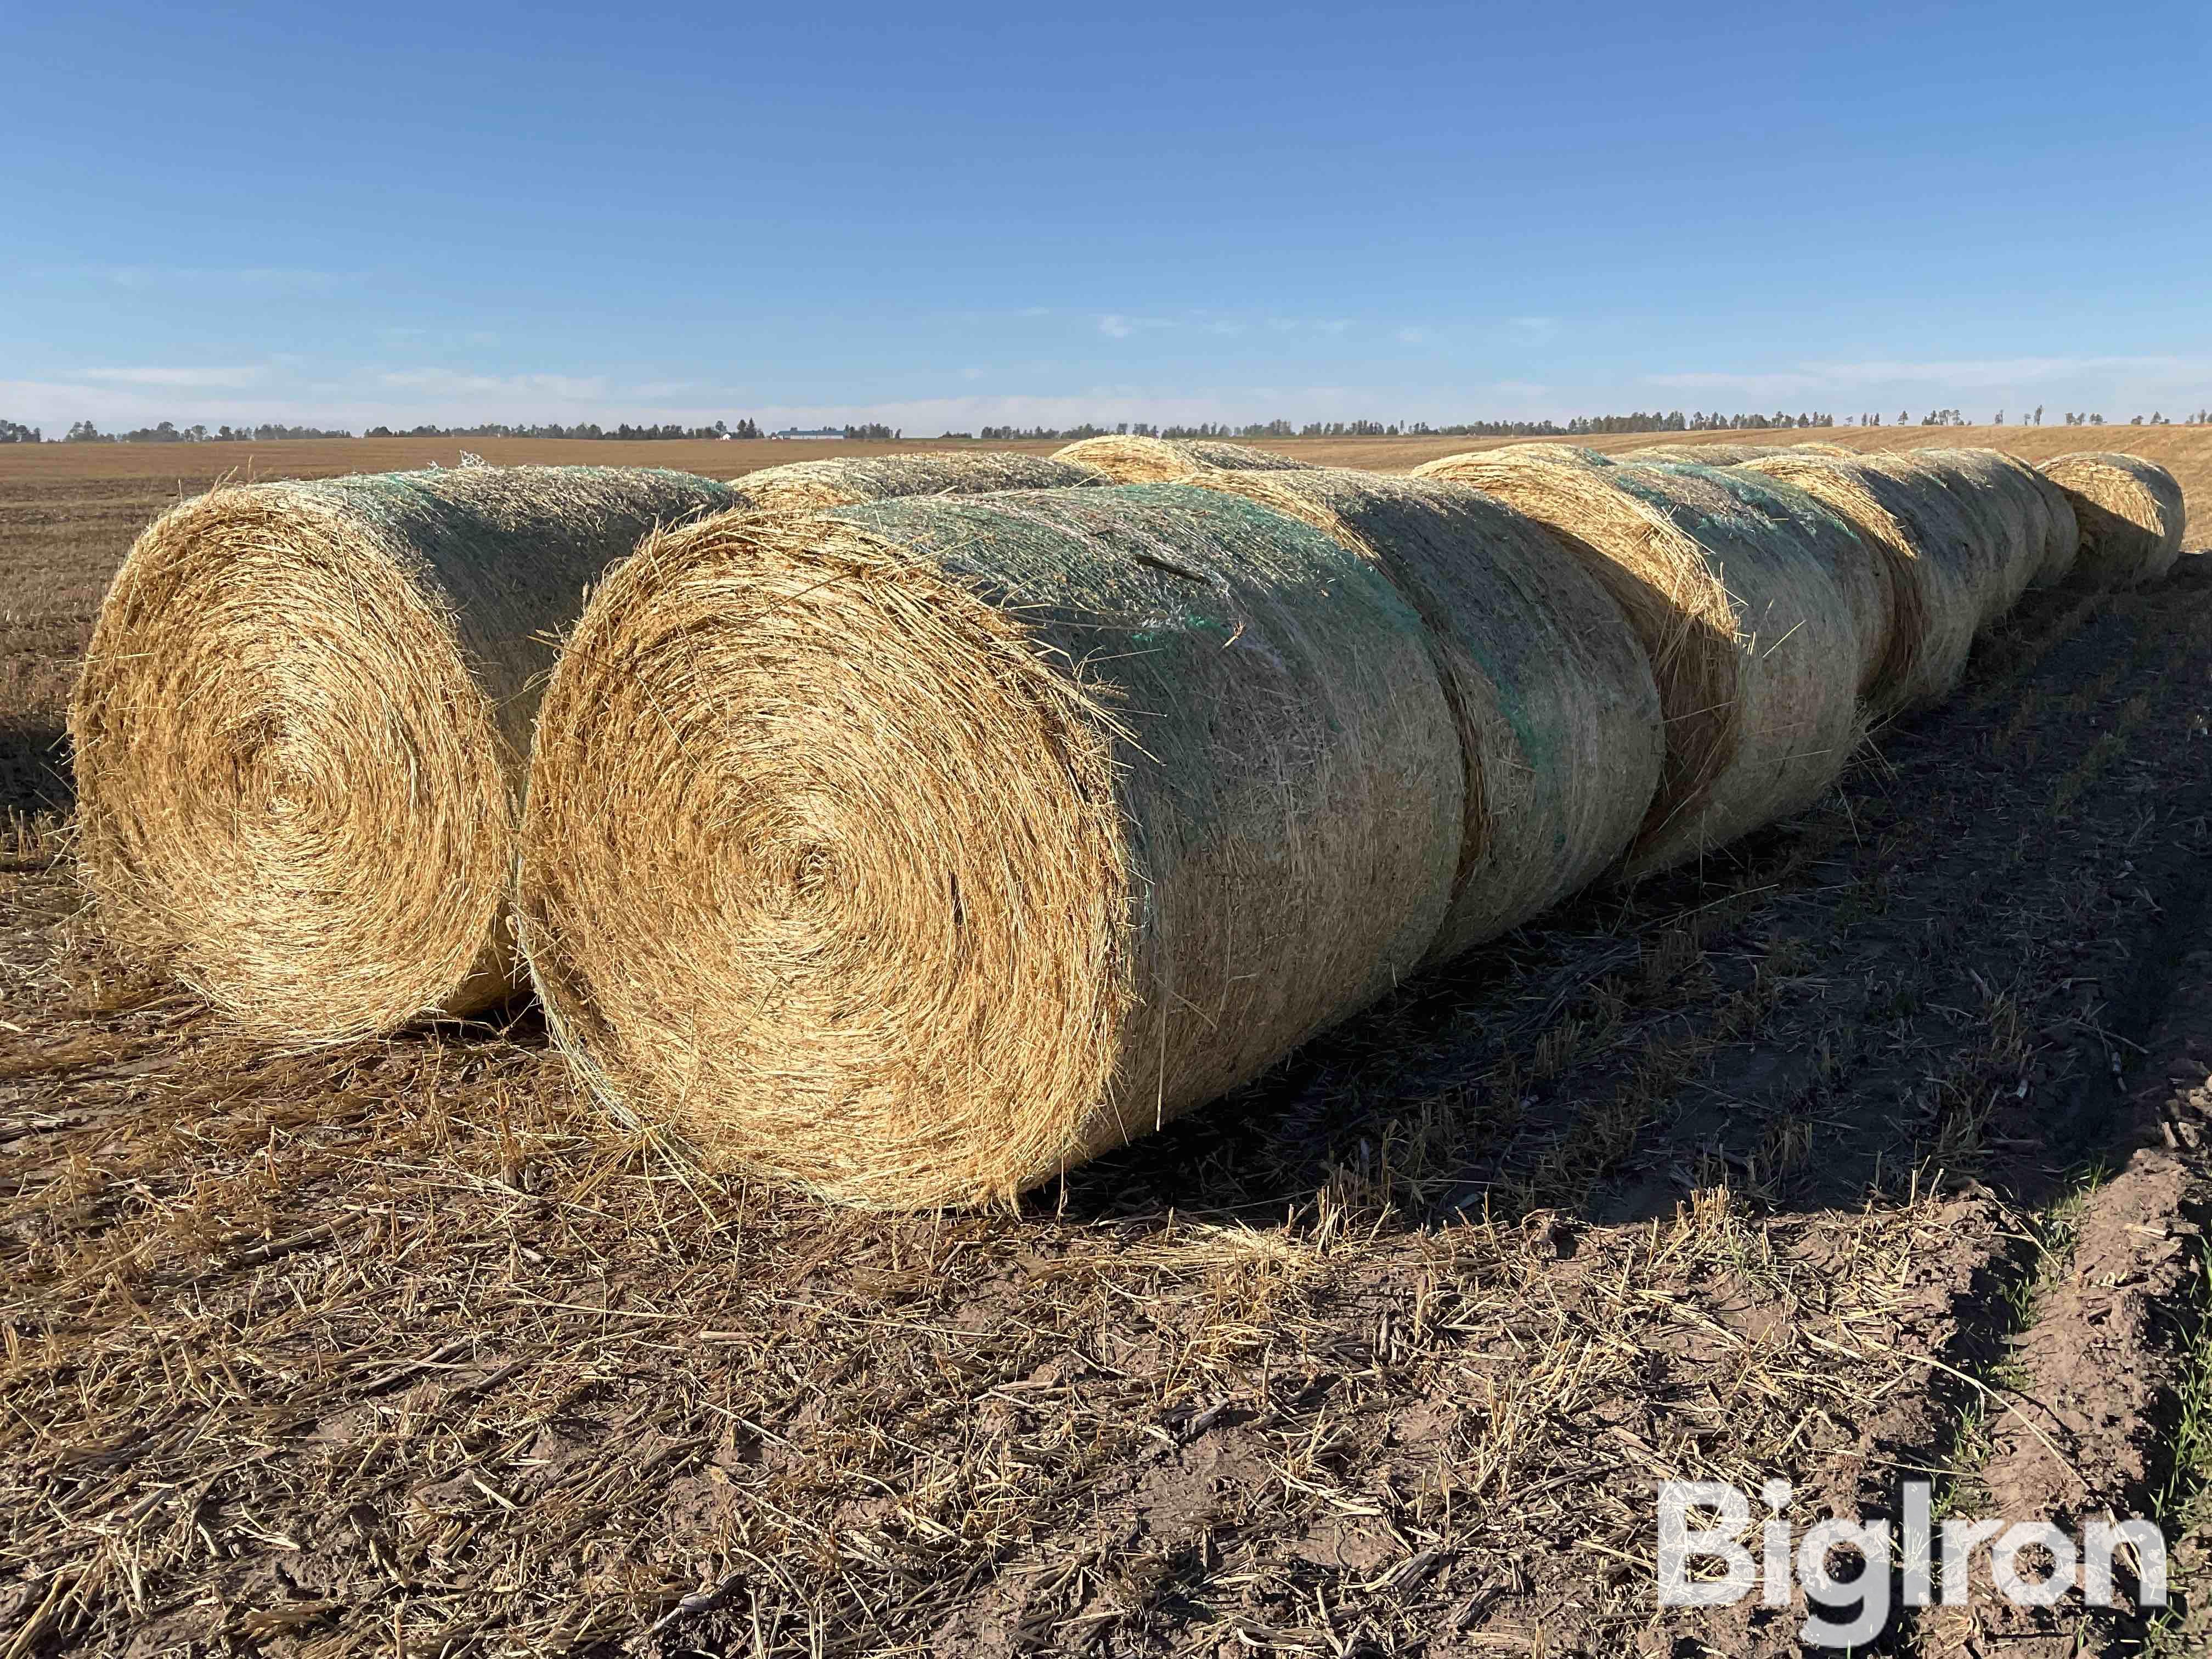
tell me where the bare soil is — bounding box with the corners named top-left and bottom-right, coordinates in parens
top-left (8, 444), bottom-right (2212, 1656)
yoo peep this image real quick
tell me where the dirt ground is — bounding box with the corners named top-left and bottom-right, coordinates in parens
top-left (8, 435), bottom-right (2212, 1656)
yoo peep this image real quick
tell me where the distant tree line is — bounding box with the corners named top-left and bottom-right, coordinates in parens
top-left (364, 420), bottom-right (765, 440)
top-left (58, 419), bottom-right (352, 443)
top-left (16, 406), bottom-right (2212, 447)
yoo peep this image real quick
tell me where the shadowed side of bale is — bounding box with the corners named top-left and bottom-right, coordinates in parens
top-left (69, 466), bottom-right (744, 1042)
top-left (2012, 460), bottom-right (2083, 586)
top-left (1183, 469), bottom-right (1664, 961)
top-left (729, 450), bottom-right (1105, 509)
top-left (2040, 453), bottom-right (2188, 587)
top-left (1418, 454), bottom-right (1864, 875)
top-left (1935, 448), bottom-right (2076, 591)
top-left (1738, 453), bottom-right (1980, 711)
top-left (1050, 435), bottom-right (1314, 482)
top-left (1883, 450), bottom-right (2039, 622)
top-left (516, 486), bottom-right (1463, 1209)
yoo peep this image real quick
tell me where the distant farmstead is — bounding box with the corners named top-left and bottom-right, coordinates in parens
top-left (771, 427), bottom-right (844, 441)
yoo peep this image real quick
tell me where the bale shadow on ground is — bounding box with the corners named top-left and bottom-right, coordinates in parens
top-left (0, 717), bottom-right (71, 821)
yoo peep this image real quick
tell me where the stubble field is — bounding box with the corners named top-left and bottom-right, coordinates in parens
top-left (7, 428), bottom-right (2212, 1656)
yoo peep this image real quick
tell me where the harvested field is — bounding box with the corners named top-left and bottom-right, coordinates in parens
top-left (8, 439), bottom-right (2212, 1654)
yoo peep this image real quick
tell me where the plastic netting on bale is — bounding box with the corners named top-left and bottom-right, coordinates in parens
top-left (730, 450), bottom-right (1105, 509)
top-left (1180, 467), bottom-right (1662, 960)
top-left (1406, 452), bottom-right (1867, 876)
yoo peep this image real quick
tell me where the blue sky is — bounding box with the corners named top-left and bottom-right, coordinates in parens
top-left (4, 1), bottom-right (2208, 434)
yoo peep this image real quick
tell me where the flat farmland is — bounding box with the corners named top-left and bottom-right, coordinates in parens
top-left (9, 433), bottom-right (2212, 1654)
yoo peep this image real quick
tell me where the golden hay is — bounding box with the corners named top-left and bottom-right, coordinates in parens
top-left (1181, 468), bottom-right (1663, 960)
top-left (69, 465), bottom-right (743, 1042)
top-left (2039, 452), bottom-right (2189, 587)
top-left (1049, 435), bottom-right (1314, 482)
top-left (517, 485), bottom-right (1464, 1209)
top-left (1787, 441), bottom-right (1857, 458)
top-left (1615, 442), bottom-right (1772, 465)
top-left (1407, 453), bottom-right (1865, 874)
top-left (1454, 442), bottom-right (1616, 469)
top-left (729, 450), bottom-right (1104, 510)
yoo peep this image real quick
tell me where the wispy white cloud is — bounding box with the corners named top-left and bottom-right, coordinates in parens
top-left (376, 368), bottom-right (610, 400)
top-left (97, 265), bottom-right (356, 294)
top-left (1643, 354), bottom-right (2212, 402)
top-left (75, 365), bottom-right (267, 389)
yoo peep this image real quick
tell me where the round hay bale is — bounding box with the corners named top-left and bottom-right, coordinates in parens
top-left (2039, 452), bottom-right (2188, 587)
top-left (1050, 435), bottom-right (1314, 482)
top-left (1927, 448), bottom-right (2071, 595)
top-left (1738, 453), bottom-right (1984, 710)
top-left (1403, 454), bottom-right (1864, 874)
top-left (1657, 462), bottom-right (1893, 706)
top-left (1451, 442), bottom-right (1615, 469)
top-left (517, 485), bottom-right (1464, 1209)
top-left (1180, 468), bottom-right (1663, 960)
top-left (1615, 442), bottom-right (1770, 465)
top-left (69, 465), bottom-right (743, 1042)
top-left (1886, 450), bottom-right (2040, 620)
top-left (2011, 459), bottom-right (2083, 587)
top-left (1938, 448), bottom-right (2077, 588)
top-left (730, 450), bottom-right (1105, 510)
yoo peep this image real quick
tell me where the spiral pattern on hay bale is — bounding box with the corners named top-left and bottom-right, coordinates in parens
top-left (69, 465), bottom-right (742, 1041)
top-left (517, 485), bottom-right (1463, 1208)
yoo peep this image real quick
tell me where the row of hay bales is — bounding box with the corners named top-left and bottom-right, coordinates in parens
top-left (70, 436), bottom-right (2188, 1206)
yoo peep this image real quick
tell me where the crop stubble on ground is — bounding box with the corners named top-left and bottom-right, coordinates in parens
top-left (7, 455), bottom-right (2212, 1655)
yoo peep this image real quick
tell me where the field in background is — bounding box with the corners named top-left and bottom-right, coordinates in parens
top-left (10, 433), bottom-right (2212, 1652)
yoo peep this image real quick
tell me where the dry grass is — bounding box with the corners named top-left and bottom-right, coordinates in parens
top-left (517, 486), bottom-right (1463, 1209)
top-left (1175, 467), bottom-right (1663, 961)
top-left (67, 467), bottom-right (741, 1044)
